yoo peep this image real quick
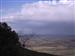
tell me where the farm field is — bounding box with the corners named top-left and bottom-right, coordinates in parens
top-left (19, 35), bottom-right (75, 56)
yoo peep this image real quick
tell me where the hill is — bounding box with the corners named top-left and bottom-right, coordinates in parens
top-left (0, 22), bottom-right (58, 56)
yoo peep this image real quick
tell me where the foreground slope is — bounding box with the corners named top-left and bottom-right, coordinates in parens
top-left (0, 22), bottom-right (58, 56)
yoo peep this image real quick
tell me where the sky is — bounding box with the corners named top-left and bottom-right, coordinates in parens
top-left (0, 0), bottom-right (75, 35)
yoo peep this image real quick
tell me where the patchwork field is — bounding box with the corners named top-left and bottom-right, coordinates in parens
top-left (19, 35), bottom-right (75, 56)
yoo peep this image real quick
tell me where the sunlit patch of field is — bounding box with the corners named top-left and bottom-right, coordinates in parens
top-left (27, 46), bottom-right (75, 56)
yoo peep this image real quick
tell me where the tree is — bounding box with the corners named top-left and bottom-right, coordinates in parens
top-left (19, 34), bottom-right (34, 48)
top-left (0, 22), bottom-right (21, 56)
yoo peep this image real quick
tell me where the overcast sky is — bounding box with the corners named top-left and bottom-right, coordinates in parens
top-left (0, 0), bottom-right (75, 35)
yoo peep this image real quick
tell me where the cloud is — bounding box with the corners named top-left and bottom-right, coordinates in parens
top-left (1, 0), bottom-right (74, 35)
top-left (1, 0), bottom-right (74, 22)
top-left (7, 20), bottom-right (74, 35)
top-left (21, 1), bottom-right (74, 21)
